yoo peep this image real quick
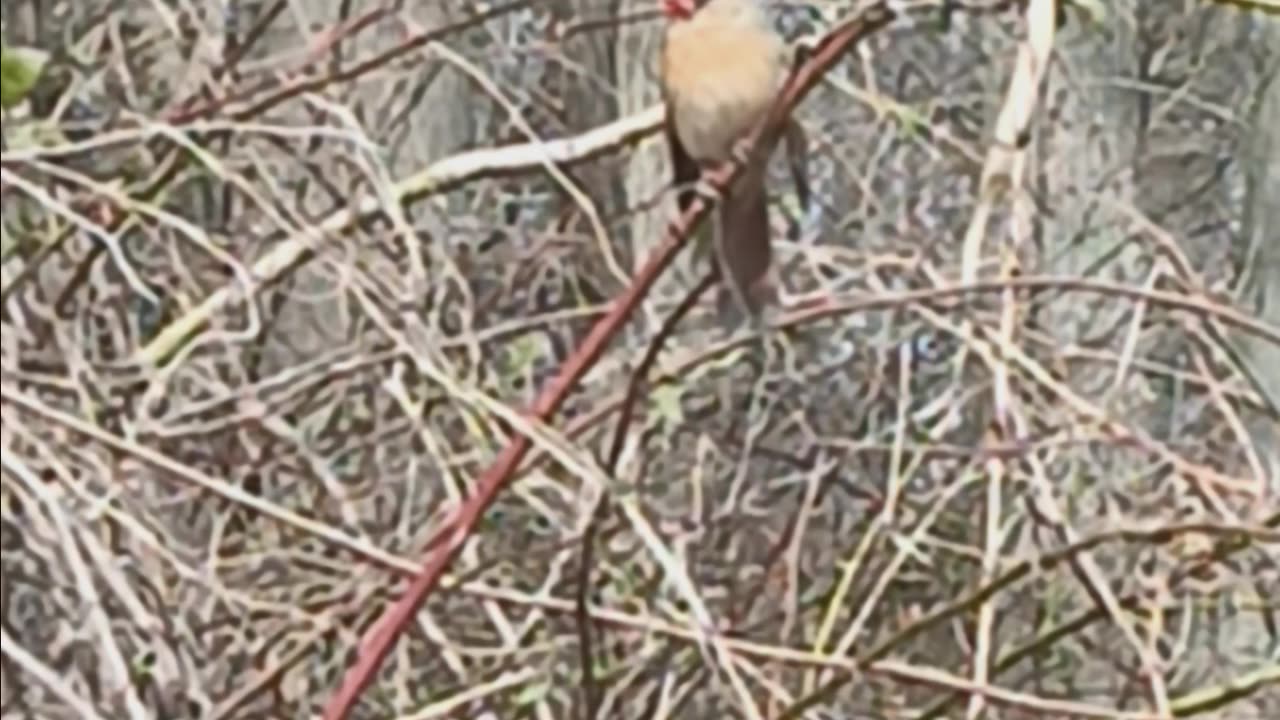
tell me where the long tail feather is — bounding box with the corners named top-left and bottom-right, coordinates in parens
top-left (714, 169), bottom-right (773, 323)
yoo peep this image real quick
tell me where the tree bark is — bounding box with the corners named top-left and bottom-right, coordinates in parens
top-left (1237, 31), bottom-right (1280, 487)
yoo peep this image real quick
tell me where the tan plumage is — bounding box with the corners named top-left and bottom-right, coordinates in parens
top-left (660, 0), bottom-right (789, 322)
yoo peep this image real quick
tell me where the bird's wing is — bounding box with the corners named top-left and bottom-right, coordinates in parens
top-left (666, 105), bottom-right (703, 215)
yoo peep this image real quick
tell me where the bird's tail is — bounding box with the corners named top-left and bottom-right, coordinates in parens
top-left (713, 169), bottom-right (774, 325)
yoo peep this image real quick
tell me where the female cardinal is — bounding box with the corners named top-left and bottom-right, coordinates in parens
top-left (660, 0), bottom-right (799, 324)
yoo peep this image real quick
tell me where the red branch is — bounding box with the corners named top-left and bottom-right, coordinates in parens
top-left (319, 5), bottom-right (897, 718)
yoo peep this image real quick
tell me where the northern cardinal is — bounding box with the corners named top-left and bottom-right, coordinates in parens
top-left (660, 0), bottom-right (808, 323)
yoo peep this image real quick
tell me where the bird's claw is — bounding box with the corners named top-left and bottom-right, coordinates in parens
top-left (730, 138), bottom-right (755, 167)
top-left (792, 36), bottom-right (817, 70)
top-left (694, 178), bottom-right (722, 204)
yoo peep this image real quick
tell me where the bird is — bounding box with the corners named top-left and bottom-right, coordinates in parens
top-left (659, 0), bottom-right (808, 326)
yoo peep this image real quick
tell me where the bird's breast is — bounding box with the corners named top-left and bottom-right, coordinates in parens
top-left (662, 22), bottom-right (785, 163)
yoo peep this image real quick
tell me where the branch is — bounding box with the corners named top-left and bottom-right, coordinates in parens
top-left (133, 105), bottom-right (664, 367)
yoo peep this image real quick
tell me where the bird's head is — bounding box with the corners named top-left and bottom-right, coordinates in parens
top-left (660, 0), bottom-right (699, 20)
top-left (662, 0), bottom-right (766, 25)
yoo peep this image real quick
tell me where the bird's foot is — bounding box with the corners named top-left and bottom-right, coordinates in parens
top-left (694, 178), bottom-right (723, 205)
top-left (730, 137), bottom-right (756, 167)
top-left (792, 37), bottom-right (817, 69)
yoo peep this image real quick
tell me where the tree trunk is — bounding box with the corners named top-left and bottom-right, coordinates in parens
top-left (1238, 31), bottom-right (1280, 488)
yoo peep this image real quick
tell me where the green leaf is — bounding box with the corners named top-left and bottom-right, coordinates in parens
top-left (130, 651), bottom-right (157, 681)
top-left (893, 104), bottom-right (927, 139)
top-left (507, 334), bottom-right (539, 374)
top-left (0, 46), bottom-right (51, 110)
top-left (4, 118), bottom-right (67, 150)
top-left (651, 384), bottom-right (684, 426)
top-left (1068, 0), bottom-right (1108, 28)
top-left (514, 680), bottom-right (550, 706)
